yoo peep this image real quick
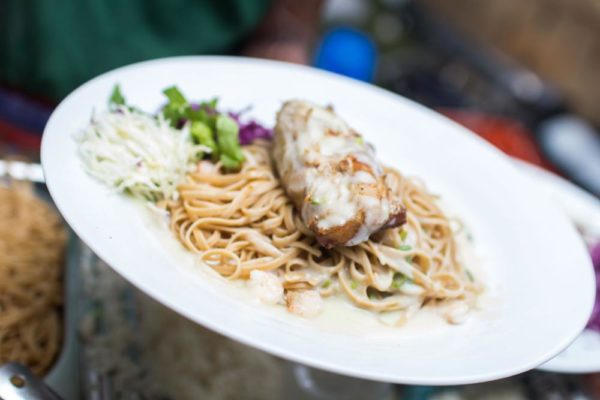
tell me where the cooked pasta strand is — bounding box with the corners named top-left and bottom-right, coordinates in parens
top-left (166, 144), bottom-right (481, 322)
top-left (0, 182), bottom-right (66, 376)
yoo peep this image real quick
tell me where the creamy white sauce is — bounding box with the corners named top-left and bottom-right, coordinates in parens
top-left (353, 171), bottom-right (376, 184)
top-left (310, 175), bottom-right (355, 229)
top-left (139, 199), bottom-right (501, 338)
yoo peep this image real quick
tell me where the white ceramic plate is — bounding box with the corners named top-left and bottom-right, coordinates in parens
top-left (515, 160), bottom-right (600, 373)
top-left (42, 57), bottom-right (595, 385)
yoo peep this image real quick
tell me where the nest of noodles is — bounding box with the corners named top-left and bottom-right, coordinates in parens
top-left (0, 180), bottom-right (66, 375)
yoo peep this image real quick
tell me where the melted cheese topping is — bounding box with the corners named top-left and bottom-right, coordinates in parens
top-left (275, 100), bottom-right (402, 246)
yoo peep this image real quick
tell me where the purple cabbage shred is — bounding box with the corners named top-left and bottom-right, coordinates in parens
top-left (167, 102), bottom-right (272, 144)
top-left (229, 112), bottom-right (273, 145)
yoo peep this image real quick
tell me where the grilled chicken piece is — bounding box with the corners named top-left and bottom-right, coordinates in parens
top-left (273, 100), bottom-right (406, 248)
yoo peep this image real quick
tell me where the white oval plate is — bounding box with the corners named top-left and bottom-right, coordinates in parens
top-left (515, 160), bottom-right (600, 373)
top-left (42, 57), bottom-right (595, 385)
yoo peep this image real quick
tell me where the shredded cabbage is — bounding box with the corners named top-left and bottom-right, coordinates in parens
top-left (77, 106), bottom-right (209, 202)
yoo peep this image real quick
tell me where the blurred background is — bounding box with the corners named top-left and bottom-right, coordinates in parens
top-left (1, 0), bottom-right (599, 398)
top-left (320, 0), bottom-right (600, 195)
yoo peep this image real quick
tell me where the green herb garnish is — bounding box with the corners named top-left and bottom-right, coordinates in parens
top-left (163, 86), bottom-right (187, 106)
top-left (216, 115), bottom-right (244, 170)
top-left (190, 121), bottom-right (217, 155)
top-left (219, 154), bottom-right (240, 170)
top-left (310, 197), bottom-right (321, 205)
top-left (466, 269), bottom-right (475, 282)
top-left (159, 86), bottom-right (245, 170)
top-left (398, 244), bottom-right (412, 251)
top-left (161, 86), bottom-right (189, 125)
top-left (322, 280), bottom-right (331, 289)
top-left (399, 229), bottom-right (408, 241)
top-left (391, 273), bottom-right (408, 289)
top-left (161, 86), bottom-right (219, 128)
top-left (350, 281), bottom-right (358, 290)
top-left (107, 85), bottom-right (246, 171)
top-left (109, 84), bottom-right (126, 106)
top-left (204, 98), bottom-right (218, 110)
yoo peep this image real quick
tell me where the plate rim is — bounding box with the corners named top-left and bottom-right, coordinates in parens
top-left (41, 56), bottom-right (596, 385)
top-left (515, 159), bottom-right (600, 373)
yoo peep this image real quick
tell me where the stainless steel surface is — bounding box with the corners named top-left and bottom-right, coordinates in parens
top-left (44, 233), bottom-right (81, 400)
top-left (0, 363), bottom-right (63, 400)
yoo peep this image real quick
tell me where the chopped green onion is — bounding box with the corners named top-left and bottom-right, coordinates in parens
top-left (350, 281), bottom-right (358, 290)
top-left (399, 229), bottom-right (408, 241)
top-left (310, 197), bottom-right (321, 205)
top-left (405, 255), bottom-right (414, 263)
top-left (398, 244), bottom-right (412, 251)
top-left (391, 273), bottom-right (408, 289)
top-left (466, 269), bottom-right (475, 282)
top-left (322, 280), bottom-right (332, 289)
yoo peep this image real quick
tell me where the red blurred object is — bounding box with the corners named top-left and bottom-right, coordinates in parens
top-left (439, 109), bottom-right (557, 172)
top-left (0, 119), bottom-right (43, 150)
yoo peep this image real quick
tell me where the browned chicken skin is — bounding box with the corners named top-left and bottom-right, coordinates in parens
top-left (273, 100), bottom-right (405, 248)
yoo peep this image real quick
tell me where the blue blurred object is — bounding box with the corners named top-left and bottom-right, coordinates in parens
top-left (400, 385), bottom-right (439, 400)
top-left (314, 27), bottom-right (377, 82)
top-left (0, 88), bottom-right (52, 134)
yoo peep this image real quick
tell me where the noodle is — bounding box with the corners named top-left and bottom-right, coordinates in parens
top-left (165, 144), bottom-right (482, 324)
top-left (0, 181), bottom-right (66, 375)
